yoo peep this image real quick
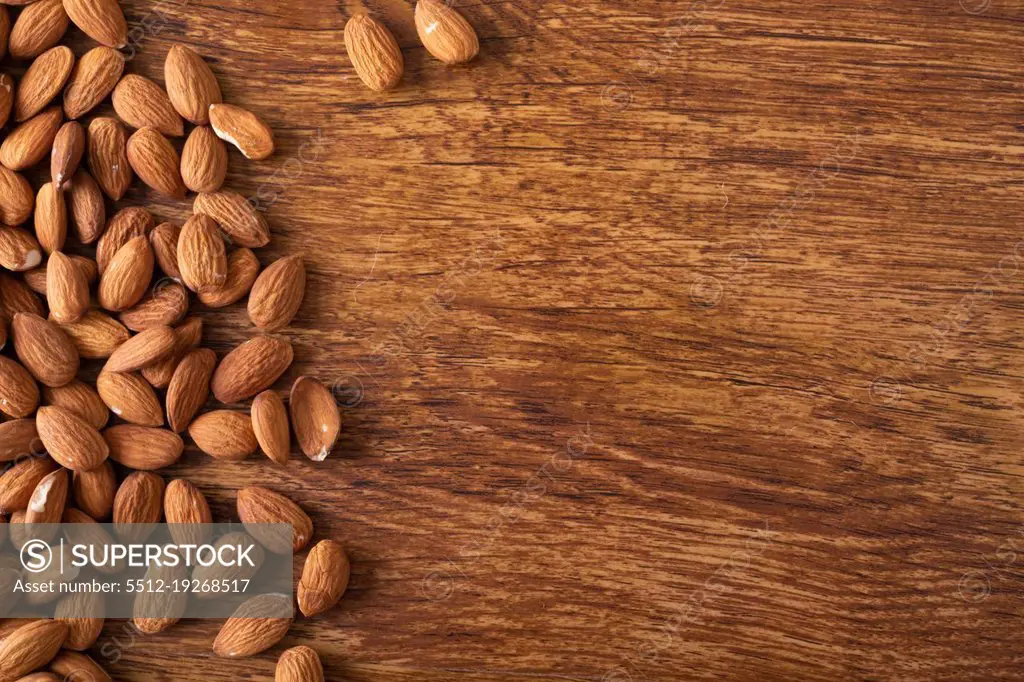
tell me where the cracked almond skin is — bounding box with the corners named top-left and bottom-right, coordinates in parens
top-left (177, 213), bottom-right (226, 294)
top-left (193, 190), bottom-right (270, 247)
top-left (248, 255), bottom-right (305, 331)
top-left (63, 0), bottom-right (127, 48)
top-left (37, 405), bottom-right (109, 471)
top-left (209, 103), bottom-right (274, 160)
top-left (0, 105), bottom-right (62, 171)
top-left (0, 225), bottom-right (42, 271)
top-left (43, 379), bottom-right (107, 430)
top-left (9, 0), bottom-right (70, 60)
top-left (276, 646), bottom-right (324, 682)
top-left (213, 593), bottom-right (293, 659)
top-left (290, 376), bottom-right (340, 462)
top-left (67, 170), bottom-right (104, 243)
top-left (51, 120), bottom-right (84, 189)
top-left (180, 125), bottom-right (227, 193)
top-left (166, 347), bottom-right (216, 432)
top-left (149, 222), bottom-right (181, 280)
top-left (252, 390), bottom-right (290, 465)
top-left (105, 425), bottom-right (183, 471)
top-left (140, 316), bottom-right (201, 388)
top-left (96, 206), bottom-right (154, 274)
top-left (127, 127), bottom-right (185, 199)
top-left (0, 456), bottom-right (57, 513)
top-left (0, 354), bottom-right (40, 418)
top-left (71, 459), bottom-right (115, 519)
top-left (211, 335), bottom-right (293, 404)
top-left (15, 45), bottom-right (74, 121)
top-left (46, 251), bottom-right (89, 324)
top-left (198, 247), bottom-right (258, 308)
top-left (56, 309), bottom-right (130, 360)
top-left (345, 14), bottom-right (404, 92)
top-left (34, 181), bottom-right (66, 254)
top-left (103, 324), bottom-right (175, 373)
top-left (297, 539), bottom-right (350, 617)
top-left (189, 409), bottom-right (258, 461)
top-left (87, 116), bottom-right (131, 200)
top-left (97, 235), bottom-right (154, 312)
top-left (164, 45), bottom-right (221, 125)
top-left (0, 418), bottom-right (39, 463)
top-left (119, 280), bottom-right (188, 332)
top-left (12, 312), bottom-right (79, 387)
top-left (96, 371), bottom-right (163, 426)
top-left (237, 486), bottom-right (312, 554)
top-left (112, 74), bottom-right (183, 137)
top-left (415, 0), bottom-right (479, 65)
top-left (0, 619), bottom-right (68, 682)
top-left (112, 470), bottom-right (163, 543)
top-left (0, 165), bottom-right (34, 225)
top-left (63, 46), bottom-right (124, 119)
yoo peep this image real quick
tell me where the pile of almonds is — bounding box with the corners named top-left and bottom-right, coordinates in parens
top-left (0, 0), bottom-right (370, 680)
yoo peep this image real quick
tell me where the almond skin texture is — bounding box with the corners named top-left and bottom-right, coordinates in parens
top-left (127, 127), bottom-right (185, 199)
top-left (0, 73), bottom-right (11, 129)
top-left (177, 213), bottom-right (226, 293)
top-left (43, 380), bottom-right (107, 430)
top-left (96, 371), bottom-right (163, 426)
top-left (0, 619), bottom-right (68, 682)
top-left (96, 206), bottom-right (154, 274)
top-left (87, 116), bottom-right (131, 200)
top-left (237, 486), bottom-right (312, 554)
top-left (46, 251), bottom-right (89, 323)
top-left (166, 347), bottom-right (216, 432)
top-left (0, 418), bottom-right (39, 462)
top-left (103, 324), bottom-right (174, 373)
top-left (54, 590), bottom-right (104, 650)
top-left (9, 0), bottom-right (69, 60)
top-left (189, 410), bottom-right (258, 461)
top-left (276, 646), bottom-right (325, 682)
top-left (105, 425), bottom-right (183, 470)
top-left (415, 0), bottom-right (479, 65)
top-left (50, 120), bottom-right (84, 189)
top-left (0, 225), bottom-right (42, 270)
top-left (56, 310), bottom-right (130, 359)
top-left (198, 247), bottom-right (258, 308)
top-left (298, 539), bottom-right (350, 617)
top-left (163, 478), bottom-right (212, 547)
top-left (12, 312), bottom-right (79, 387)
top-left (112, 74), bottom-right (183, 137)
top-left (25, 468), bottom-right (67, 533)
top-left (63, 46), bottom-right (124, 119)
top-left (0, 354), bottom-right (40, 418)
top-left (140, 316), bottom-right (201, 388)
top-left (112, 470), bottom-right (163, 543)
top-left (180, 125), bottom-right (227, 193)
top-left (33, 181), bottom-right (66, 254)
top-left (15, 45), bottom-right (74, 121)
top-left (248, 255), bottom-right (306, 331)
top-left (71, 459), bottom-right (115, 519)
top-left (119, 279), bottom-right (188, 331)
top-left (165, 45), bottom-right (221, 125)
top-left (211, 335), bottom-right (293, 404)
top-left (48, 651), bottom-right (112, 682)
top-left (24, 254), bottom-right (96, 295)
top-left (0, 456), bottom-right (57, 513)
top-left (290, 376), bottom-right (340, 462)
top-left (252, 390), bottom-right (290, 465)
top-left (345, 14), bottom-right (404, 92)
top-left (209, 103), bottom-right (274, 160)
top-left (0, 165), bottom-right (33, 225)
top-left (97, 235), bottom-right (154, 312)
top-left (213, 594), bottom-right (293, 659)
top-left (1, 272), bottom-right (46, 319)
top-left (0, 105), bottom-right (63, 171)
top-left (67, 170), bottom-right (104, 243)
top-left (36, 405), bottom-right (108, 471)
top-left (193, 190), bottom-right (270, 248)
top-left (149, 222), bottom-right (181, 280)
top-left (62, 0), bottom-right (126, 48)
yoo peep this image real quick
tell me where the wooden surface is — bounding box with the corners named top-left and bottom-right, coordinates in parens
top-left (58, 0), bottom-right (1024, 679)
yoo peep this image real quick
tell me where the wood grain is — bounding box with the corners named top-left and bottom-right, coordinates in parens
top-left (7, 0), bottom-right (1024, 679)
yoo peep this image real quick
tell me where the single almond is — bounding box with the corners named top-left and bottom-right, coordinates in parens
top-left (209, 103), bottom-right (273, 160)
top-left (0, 619), bottom-right (68, 681)
top-left (298, 539), bottom-right (350, 616)
top-left (105, 425), bottom-right (183, 471)
top-left (43, 379), bottom-right (107, 430)
top-left (96, 371), bottom-right (163, 426)
top-left (149, 222), bottom-right (181, 280)
top-left (48, 650), bottom-right (112, 682)
top-left (112, 74), bottom-right (183, 137)
top-left (15, 45), bottom-right (74, 121)
top-left (290, 376), bottom-right (340, 462)
top-left (33, 181), bottom-right (66, 254)
top-left (189, 409), bottom-right (257, 461)
top-left (50, 120), bottom-right (84, 189)
top-left (163, 478), bottom-right (212, 547)
top-left (30, 254), bottom-right (96, 295)
top-left (0, 105), bottom-right (62, 171)
top-left (56, 309), bottom-right (130, 359)
top-left (276, 646), bottom-right (325, 682)
top-left (415, 0), bottom-right (479, 65)
top-left (96, 206), bottom-right (154, 274)
top-left (9, 0), bottom-right (69, 60)
top-left (25, 468), bottom-right (67, 534)
top-left (345, 14), bottom-right (404, 92)
top-left (252, 390), bottom-right (290, 465)
top-left (97, 235), bottom-right (154, 312)
top-left (67, 169), bottom-right (104, 243)
top-left (0, 73), bottom-right (14, 129)
top-left (1, 272), bottom-right (46, 319)
top-left (112, 470), bottom-right (163, 543)
top-left (177, 213), bottom-right (226, 293)
top-left (193, 190), bottom-right (269, 248)
top-left (132, 557), bottom-right (187, 634)
top-left (0, 225), bottom-right (42, 270)
top-left (11, 312), bottom-right (78, 387)
top-left (211, 335), bottom-right (293, 404)
top-left (248, 255), bottom-right (305, 331)
top-left (180, 125), bottom-right (227, 193)
top-left (103, 324), bottom-right (174, 373)
top-left (119, 279), bottom-right (188, 331)
top-left (0, 355), bottom-right (39, 418)
top-left (127, 126), bottom-right (185, 198)
top-left (54, 591), bottom-right (104, 650)
top-left (71, 459), bottom-right (115, 519)
top-left (165, 347), bottom-right (216, 432)
top-left (86, 116), bottom-right (131, 200)
top-left (198, 247), bottom-right (259, 308)
top-left (0, 456), bottom-right (58, 513)
top-left (46, 251), bottom-right (89, 323)
top-left (0, 165), bottom-right (34, 225)
top-left (237, 486), bottom-right (312, 554)
top-left (63, 45), bottom-right (124, 119)
top-left (62, 0), bottom-right (125, 47)
top-left (213, 594), bottom-right (293, 659)
top-left (164, 45), bottom-right (221, 125)
top-left (0, 418), bottom-right (40, 462)
top-left (37, 405), bottom-right (108, 471)
top-left (140, 316), bottom-right (201, 388)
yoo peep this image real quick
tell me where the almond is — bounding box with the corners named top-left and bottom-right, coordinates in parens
top-left (9, 0), bottom-right (69, 60)
top-left (164, 45), bottom-right (221, 125)
top-left (48, 650), bottom-right (111, 682)
top-left (0, 354), bottom-right (39, 418)
top-left (71, 459), bottom-right (115, 519)
top-left (0, 619), bottom-right (68, 682)
top-left (211, 335), bottom-right (293, 404)
top-left (0, 418), bottom-right (39, 462)
top-left (149, 222), bottom-right (181, 279)
top-left (54, 591), bottom-right (104, 650)
top-left (0, 73), bottom-right (14, 129)
top-left (66, 169), bottom-right (104, 243)
top-left (112, 470), bottom-right (162, 543)
top-left (25, 468), bottom-right (67, 538)
top-left (43, 379), bottom-right (106, 429)
top-left (63, 46), bottom-right (124, 119)
top-left (290, 376), bottom-right (340, 462)
top-left (96, 206), bottom-right (154, 274)
top-left (96, 371), bottom-right (163, 426)
top-left (0, 105), bottom-right (62, 170)
top-left (415, 0), bottom-right (479, 65)
top-left (126, 126), bottom-right (185, 198)
top-left (97, 235), bottom-right (154, 312)
top-left (345, 14), bottom-right (404, 92)
top-left (132, 557), bottom-right (186, 634)
top-left (112, 74), bottom-right (183, 136)
top-left (297, 539), bottom-right (350, 617)
top-left (46, 251), bottom-right (88, 323)
top-left (36, 405), bottom-right (108, 471)
top-left (16, 46), bottom-right (73, 122)
top-left (103, 324), bottom-right (174, 373)
top-left (213, 593), bottom-right (293, 659)
top-left (12, 312), bottom-right (79, 387)
top-left (34, 181), bottom-right (66, 254)
top-left (56, 309), bottom-right (130, 359)
top-left (237, 485), bottom-right (312, 554)
top-left (119, 279), bottom-right (187, 331)
top-left (104, 425), bottom-right (183, 470)
top-left (0, 456), bottom-right (57, 513)
top-left (0, 165), bottom-right (34, 224)
top-left (86, 116), bottom-right (131, 200)
top-left (62, 0), bottom-right (126, 48)
top-left (189, 409), bottom-right (257, 461)
top-left (1, 272), bottom-right (46, 319)
top-left (198, 247), bottom-right (258, 307)
top-left (208, 103), bottom-right (274, 160)
top-left (165, 347), bottom-right (215, 432)
top-left (0, 225), bottom-right (42, 270)
top-left (191, 532), bottom-right (264, 597)
top-left (180, 125), bottom-right (226, 193)
top-left (193, 190), bottom-right (270, 247)
top-left (50, 120), bottom-right (84, 189)
top-left (177, 213), bottom-right (226, 293)
top-left (276, 646), bottom-right (324, 682)
top-left (252, 389), bottom-right (289, 465)
top-left (248, 255), bottom-right (305, 331)
top-left (140, 316), bottom-right (201, 388)
top-left (163, 478), bottom-right (212, 547)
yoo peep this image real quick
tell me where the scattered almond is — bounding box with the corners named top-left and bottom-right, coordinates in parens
top-left (0, 105), bottom-right (62, 171)
top-left (213, 593), bottom-right (293, 659)
top-left (96, 206), bottom-right (154, 274)
top-left (177, 213), bottom-right (226, 293)
top-left (48, 650), bottom-right (112, 682)
top-left (415, 0), bottom-right (480, 65)
top-left (0, 165), bottom-right (34, 225)
top-left (198, 247), bottom-right (258, 307)
top-left (345, 14), bottom-right (404, 92)
top-left (0, 619), bottom-right (68, 682)
top-left (1, 272), bottom-right (47, 318)
top-left (163, 478), bottom-right (212, 546)
top-left (140, 316), bottom-right (201, 388)
top-left (15, 45), bottom-right (74, 121)
top-left (34, 181), bottom-right (66, 254)
top-left (86, 116), bottom-right (131, 200)
top-left (71, 459), bottom-right (115, 519)
top-left (104, 425), bottom-right (183, 470)
top-left (43, 380), bottom-right (107, 430)
top-left (127, 126), bottom-right (185, 198)
top-left (298, 539), bottom-right (350, 617)
top-left (149, 221), bottom-right (181, 280)
top-left (119, 279), bottom-right (188, 331)
top-left (63, 45), bottom-right (124, 119)
top-left (56, 309), bottom-right (130, 359)
top-left (251, 389), bottom-right (290, 465)
top-left (164, 45), bottom-right (221, 125)
top-left (180, 124), bottom-right (227, 193)
top-left (50, 120), bottom-right (84, 189)
top-left (103, 324), bottom-right (175, 373)
top-left (54, 591), bottom-right (104, 650)
top-left (96, 371), bottom-right (163, 426)
top-left (24, 468), bottom-right (68, 540)
top-left (37, 404), bottom-right (108, 471)
top-left (189, 409), bottom-right (258, 461)
top-left (0, 354), bottom-right (40, 418)
top-left (290, 376), bottom-right (341, 462)
top-left (112, 470), bottom-right (163, 543)
top-left (0, 456), bottom-right (57, 513)
top-left (0, 225), bottom-right (42, 271)
top-left (9, 0), bottom-right (69, 60)
top-left (62, 0), bottom-right (127, 48)
top-left (0, 418), bottom-right (39, 463)
top-left (211, 335), bottom-right (293, 403)
top-left (276, 646), bottom-right (325, 682)
top-left (46, 251), bottom-right (89, 323)
top-left (209, 103), bottom-right (274, 160)
top-left (248, 255), bottom-right (306, 331)
top-left (97, 235), bottom-right (154, 312)
top-left (165, 347), bottom-right (215, 432)
top-left (193, 190), bottom-right (270, 247)
top-left (11, 312), bottom-right (79, 387)
top-left (66, 169), bottom-right (105, 243)
top-left (112, 74), bottom-right (183, 137)
top-left (237, 486), bottom-right (312, 554)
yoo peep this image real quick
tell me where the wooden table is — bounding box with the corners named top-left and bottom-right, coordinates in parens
top-left (87, 0), bottom-right (1024, 679)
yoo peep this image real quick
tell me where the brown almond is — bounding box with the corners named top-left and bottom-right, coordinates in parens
top-left (140, 316), bottom-right (201, 388)
top-left (62, 0), bottom-right (126, 48)
top-left (11, 312), bottom-right (78, 387)
top-left (165, 347), bottom-right (215, 432)
top-left (212, 594), bottom-right (293, 659)
top-left (208, 103), bottom-right (274, 160)
top-left (0, 619), bottom-right (68, 681)
top-left (46, 251), bottom-right (89, 323)
top-left (97, 235), bottom-right (154, 312)
top-left (252, 390), bottom-right (290, 465)
top-left (37, 405), bottom-right (108, 471)
top-left (177, 213), bottom-right (226, 293)
top-left (112, 470), bottom-right (162, 543)
top-left (149, 222), bottom-right (181, 279)
top-left (276, 646), bottom-right (324, 682)
top-left (96, 371), bottom-right (163, 426)
top-left (66, 169), bottom-right (104, 243)
top-left (237, 486), bottom-right (312, 554)
top-left (16, 45), bottom-right (73, 122)
top-left (9, 0), bottom-right (68, 60)
top-left (0, 73), bottom-right (13, 129)
top-left (193, 190), bottom-right (270, 247)
top-left (415, 0), bottom-right (479, 65)
top-left (0, 225), bottom-right (42, 270)
top-left (0, 105), bottom-right (62, 171)
top-left (1, 273), bottom-right (46, 320)
top-left (0, 456), bottom-right (57, 513)
top-left (104, 425), bottom-right (183, 470)
top-left (189, 409), bottom-right (257, 461)
top-left (63, 46), bottom-right (124, 119)
top-left (126, 126), bottom-right (185, 198)
top-left (163, 478), bottom-right (212, 547)
top-left (164, 45), bottom-right (221, 125)
top-left (180, 125), bottom-right (226, 193)
top-left (71, 459), bottom-right (115, 519)
top-left (345, 14), bottom-right (404, 92)
top-left (86, 116), bottom-right (131, 200)
top-left (131, 557), bottom-right (186, 634)
top-left (211, 335), bottom-right (293, 404)
top-left (0, 418), bottom-right (39, 462)
top-left (297, 539), bottom-right (350, 617)
top-left (0, 354), bottom-right (39, 418)
top-left (54, 591), bottom-right (104, 650)
top-left (50, 120), bottom-right (84, 189)
top-left (96, 206), bottom-right (154, 274)
top-left (103, 324), bottom-right (174, 373)
top-left (33, 181), bottom-right (66, 254)
top-left (119, 279), bottom-right (187, 331)
top-left (23, 253), bottom-right (96, 295)
top-left (248, 255), bottom-right (305, 331)
top-left (48, 650), bottom-right (111, 682)
top-left (0, 165), bottom-right (33, 224)
top-left (111, 74), bottom-right (183, 137)
top-left (56, 309), bottom-right (130, 359)
top-left (43, 379), bottom-right (106, 430)
top-left (198, 247), bottom-right (258, 308)
top-left (290, 376), bottom-right (340, 462)
top-left (25, 468), bottom-right (67, 534)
